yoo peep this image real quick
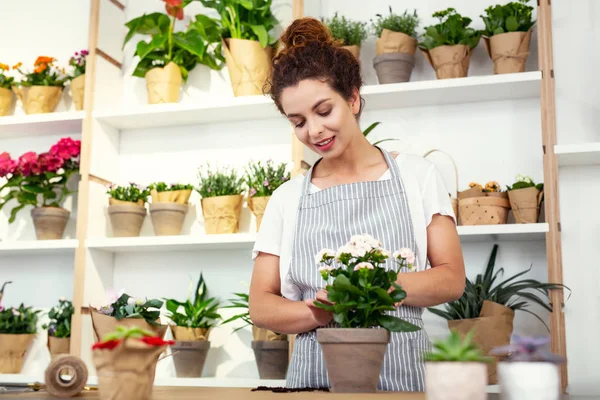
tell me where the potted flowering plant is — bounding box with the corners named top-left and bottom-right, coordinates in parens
top-left (197, 164), bottom-right (245, 234)
top-left (419, 8), bottom-right (482, 79)
top-left (245, 160), bottom-right (289, 231)
top-left (323, 12), bottom-right (368, 60)
top-left (164, 273), bottom-right (222, 377)
top-left (106, 183), bottom-right (150, 237)
top-left (0, 282), bottom-right (41, 373)
top-left (147, 182), bottom-right (193, 236)
top-left (506, 174), bottom-right (544, 224)
top-left (0, 137), bottom-right (81, 240)
top-left (67, 50), bottom-right (88, 110)
top-left (123, 0), bottom-right (224, 104)
top-left (13, 57), bottom-right (68, 114)
top-left (424, 330), bottom-right (492, 400)
top-left (42, 297), bottom-right (74, 359)
top-left (92, 326), bottom-right (174, 400)
top-left (371, 7), bottom-right (420, 83)
top-left (0, 62), bottom-right (16, 116)
top-left (91, 291), bottom-right (167, 342)
top-left (458, 181), bottom-right (510, 225)
top-left (312, 234), bottom-right (420, 392)
top-left (481, 0), bottom-right (536, 74)
top-left (492, 335), bottom-right (564, 400)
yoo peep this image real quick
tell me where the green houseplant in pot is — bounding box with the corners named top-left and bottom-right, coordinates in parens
top-left (148, 182), bottom-right (193, 236)
top-left (424, 330), bottom-right (492, 400)
top-left (0, 137), bottom-right (80, 240)
top-left (164, 273), bottom-right (221, 377)
top-left (419, 8), bottom-right (481, 79)
top-left (13, 57), bottom-right (68, 114)
top-left (0, 282), bottom-right (41, 373)
top-left (106, 183), bottom-right (150, 237)
top-left (481, 0), bottom-right (536, 74)
top-left (312, 234), bottom-right (421, 393)
top-left (371, 7), bottom-right (420, 83)
top-left (323, 12), bottom-right (368, 61)
top-left (506, 174), bottom-right (544, 224)
top-left (0, 62), bottom-right (16, 116)
top-left (43, 297), bottom-right (74, 359)
top-left (245, 160), bottom-right (289, 232)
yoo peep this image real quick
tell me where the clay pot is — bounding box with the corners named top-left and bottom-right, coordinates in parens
top-left (373, 53), bottom-right (415, 84)
top-left (425, 362), bottom-right (488, 400)
top-left (149, 203), bottom-right (188, 236)
top-left (252, 340), bottom-right (289, 379)
top-left (107, 203), bottom-right (146, 237)
top-left (171, 340), bottom-right (210, 378)
top-left (31, 207), bottom-right (69, 240)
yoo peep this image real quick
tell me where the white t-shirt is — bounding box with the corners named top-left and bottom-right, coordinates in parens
top-left (252, 153), bottom-right (456, 301)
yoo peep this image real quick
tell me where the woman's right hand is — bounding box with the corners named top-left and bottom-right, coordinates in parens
top-left (304, 289), bottom-right (334, 327)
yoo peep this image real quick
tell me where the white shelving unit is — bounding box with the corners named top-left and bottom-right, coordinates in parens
top-left (555, 143), bottom-right (600, 166)
top-left (0, 239), bottom-right (78, 255)
top-left (0, 111), bottom-right (85, 137)
top-left (457, 223), bottom-right (548, 242)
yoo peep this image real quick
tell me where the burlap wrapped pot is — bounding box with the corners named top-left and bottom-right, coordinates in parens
top-left (31, 207), bottom-right (70, 240)
top-left (483, 28), bottom-right (533, 74)
top-left (13, 85), bottom-right (62, 114)
top-left (224, 39), bottom-right (273, 97)
top-left (0, 333), bottom-right (35, 373)
top-left (248, 195), bottom-right (270, 232)
top-left (421, 44), bottom-right (472, 79)
top-left (70, 74), bottom-right (85, 110)
top-left (150, 189), bottom-right (192, 204)
top-left (508, 186), bottom-right (543, 224)
top-left (0, 87), bottom-right (15, 116)
top-left (201, 194), bottom-right (243, 234)
top-left (145, 62), bottom-right (182, 104)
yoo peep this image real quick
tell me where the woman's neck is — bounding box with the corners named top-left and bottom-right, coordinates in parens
top-left (316, 134), bottom-right (385, 179)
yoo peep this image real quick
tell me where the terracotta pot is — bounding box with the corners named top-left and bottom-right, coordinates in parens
top-left (31, 207), bottom-right (69, 240)
top-left (247, 196), bottom-right (270, 231)
top-left (497, 362), bottom-right (560, 400)
top-left (149, 203), bottom-right (188, 236)
top-left (0, 87), bottom-right (15, 116)
top-left (483, 28), bottom-right (533, 74)
top-left (171, 340), bottom-right (210, 378)
top-left (90, 309), bottom-right (167, 342)
top-left (13, 85), bottom-right (63, 114)
top-left (425, 362), bottom-right (488, 400)
top-left (252, 340), bottom-right (289, 379)
top-left (107, 203), bottom-right (147, 237)
top-left (48, 335), bottom-right (70, 359)
top-left (0, 333), bottom-right (36, 373)
top-left (70, 74), bottom-right (85, 110)
top-left (317, 328), bottom-right (389, 393)
top-left (201, 194), bottom-right (243, 234)
top-left (223, 38), bottom-right (273, 97)
top-left (145, 62), bottom-right (182, 104)
top-left (373, 52), bottom-right (415, 84)
top-left (342, 45), bottom-right (360, 60)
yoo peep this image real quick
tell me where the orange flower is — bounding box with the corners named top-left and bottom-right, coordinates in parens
top-left (468, 182), bottom-right (483, 191)
top-left (0, 63), bottom-right (8, 71)
top-left (35, 56), bottom-right (54, 66)
top-left (484, 181), bottom-right (500, 192)
top-left (34, 63), bottom-right (48, 74)
top-left (12, 62), bottom-right (22, 70)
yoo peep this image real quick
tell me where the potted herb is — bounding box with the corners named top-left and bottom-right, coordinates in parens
top-left (323, 12), bottom-right (368, 60)
top-left (91, 291), bottom-right (167, 342)
top-left (0, 62), bottom-right (16, 116)
top-left (424, 330), bottom-right (492, 400)
top-left (0, 137), bottom-right (81, 240)
top-left (493, 335), bottom-right (564, 400)
top-left (371, 7), bottom-right (420, 83)
top-left (419, 8), bottom-right (482, 79)
top-left (199, 0), bottom-right (279, 97)
top-left (13, 57), bottom-right (68, 114)
top-left (43, 297), bottom-right (74, 359)
top-left (481, 0), bottom-right (536, 74)
top-left (458, 181), bottom-right (510, 225)
top-left (67, 50), bottom-right (88, 111)
top-left (123, 0), bottom-right (224, 104)
top-left (245, 160), bottom-right (289, 231)
top-left (0, 282), bottom-right (41, 373)
top-left (148, 182), bottom-right (193, 236)
top-left (92, 326), bottom-right (174, 400)
top-left (506, 174), bottom-right (544, 224)
top-left (106, 183), bottom-right (150, 237)
top-left (222, 292), bottom-right (289, 379)
top-left (164, 273), bottom-right (221, 377)
top-left (312, 234), bottom-right (420, 392)
top-left (197, 164), bottom-right (245, 234)
top-left (428, 244), bottom-right (569, 384)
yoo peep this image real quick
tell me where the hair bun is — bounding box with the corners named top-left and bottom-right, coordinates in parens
top-left (280, 17), bottom-right (336, 50)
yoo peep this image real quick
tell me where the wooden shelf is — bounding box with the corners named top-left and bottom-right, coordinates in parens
top-left (94, 72), bottom-right (541, 131)
top-left (555, 143), bottom-right (600, 166)
top-left (457, 223), bottom-right (548, 242)
top-left (0, 239), bottom-right (78, 255)
top-left (0, 111), bottom-right (85, 137)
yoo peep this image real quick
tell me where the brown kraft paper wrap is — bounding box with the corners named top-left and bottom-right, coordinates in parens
top-left (448, 301), bottom-right (514, 384)
top-left (421, 44), bottom-right (472, 79)
top-left (93, 339), bottom-right (167, 400)
top-left (252, 325), bottom-right (287, 342)
top-left (508, 186), bottom-right (543, 224)
top-left (483, 28), bottom-right (533, 74)
top-left (151, 189), bottom-right (191, 204)
top-left (170, 326), bottom-right (209, 341)
top-left (48, 336), bottom-right (70, 359)
top-left (224, 38), bottom-right (273, 97)
top-left (0, 333), bottom-right (35, 373)
top-left (376, 29), bottom-right (417, 56)
top-left (70, 74), bottom-right (85, 110)
top-left (201, 194), bottom-right (243, 234)
top-left (0, 87), bottom-right (15, 116)
top-left (145, 61), bottom-right (182, 104)
top-left (248, 195), bottom-right (270, 232)
top-left (13, 86), bottom-right (62, 114)
top-left (459, 196), bottom-right (510, 225)
top-left (109, 198), bottom-right (145, 206)
top-left (342, 45), bottom-right (361, 60)
top-left (90, 309), bottom-right (167, 342)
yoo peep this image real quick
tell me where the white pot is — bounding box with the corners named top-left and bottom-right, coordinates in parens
top-left (497, 362), bottom-right (560, 400)
top-left (425, 362), bottom-right (487, 400)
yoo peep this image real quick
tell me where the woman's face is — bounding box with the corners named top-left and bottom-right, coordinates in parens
top-left (280, 79), bottom-right (361, 159)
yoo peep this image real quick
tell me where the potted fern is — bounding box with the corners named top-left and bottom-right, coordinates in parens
top-left (245, 160), bottom-right (289, 231)
top-left (106, 183), bottom-right (150, 237)
top-left (323, 13), bottom-right (368, 60)
top-left (424, 330), bottom-right (492, 400)
top-left (481, 0), bottom-right (536, 74)
top-left (164, 274), bottom-right (222, 377)
top-left (371, 7), bottom-right (420, 83)
top-left (506, 174), bottom-right (544, 224)
top-left (43, 297), bottom-right (74, 359)
top-left (419, 8), bottom-right (481, 79)
top-left (0, 62), bottom-right (16, 116)
top-left (428, 244), bottom-right (569, 384)
top-left (148, 182), bottom-right (193, 236)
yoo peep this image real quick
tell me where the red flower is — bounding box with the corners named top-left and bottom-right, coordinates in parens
top-left (140, 336), bottom-right (175, 346)
top-left (163, 0), bottom-right (184, 20)
top-left (0, 152), bottom-right (17, 178)
top-left (18, 152), bottom-right (40, 176)
top-left (50, 138), bottom-right (81, 160)
top-left (38, 152), bottom-right (64, 173)
top-left (92, 339), bottom-right (121, 350)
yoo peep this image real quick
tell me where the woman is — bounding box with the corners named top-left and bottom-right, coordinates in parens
top-left (249, 17), bottom-right (465, 391)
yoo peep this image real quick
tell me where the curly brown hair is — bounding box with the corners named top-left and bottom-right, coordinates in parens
top-left (265, 17), bottom-right (363, 115)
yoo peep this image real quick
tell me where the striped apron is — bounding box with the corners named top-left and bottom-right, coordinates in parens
top-left (285, 148), bottom-right (431, 391)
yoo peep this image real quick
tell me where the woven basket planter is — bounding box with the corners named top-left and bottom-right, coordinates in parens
top-left (459, 196), bottom-right (510, 225)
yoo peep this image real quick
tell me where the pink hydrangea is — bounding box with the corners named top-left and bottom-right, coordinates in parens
top-left (0, 152), bottom-right (17, 177)
top-left (18, 152), bottom-right (40, 176)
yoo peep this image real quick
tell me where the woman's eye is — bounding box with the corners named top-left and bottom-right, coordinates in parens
top-left (295, 121), bottom-right (305, 128)
top-left (318, 109), bottom-right (331, 117)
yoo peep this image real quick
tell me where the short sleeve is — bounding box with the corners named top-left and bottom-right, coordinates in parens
top-left (251, 193), bottom-right (284, 260)
top-left (421, 164), bottom-right (457, 227)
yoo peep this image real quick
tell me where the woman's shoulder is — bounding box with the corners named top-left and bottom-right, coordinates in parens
top-left (268, 174), bottom-right (304, 209)
top-left (392, 152), bottom-right (437, 181)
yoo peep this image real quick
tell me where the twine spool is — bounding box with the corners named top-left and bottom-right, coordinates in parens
top-left (44, 355), bottom-right (89, 397)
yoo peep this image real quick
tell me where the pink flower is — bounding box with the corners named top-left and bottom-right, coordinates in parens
top-left (163, 0), bottom-right (184, 19)
top-left (393, 248), bottom-right (415, 265)
top-left (263, 180), bottom-right (269, 187)
top-left (249, 187), bottom-right (257, 197)
top-left (38, 152), bottom-right (64, 173)
top-left (353, 262), bottom-right (374, 271)
top-left (0, 152), bottom-right (17, 177)
top-left (18, 152), bottom-right (40, 176)
top-left (50, 137), bottom-right (81, 160)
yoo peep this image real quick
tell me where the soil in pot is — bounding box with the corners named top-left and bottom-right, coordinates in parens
top-left (0, 333), bottom-right (36, 373)
top-left (107, 203), bottom-right (147, 237)
top-left (425, 362), bottom-right (488, 400)
top-left (252, 340), bottom-right (289, 379)
top-left (224, 38), bottom-right (273, 97)
top-left (145, 62), bottom-right (182, 104)
top-left (497, 362), bottom-right (560, 400)
top-left (317, 328), bottom-right (389, 393)
top-left (171, 340), bottom-right (210, 378)
top-left (149, 203), bottom-right (188, 236)
top-left (31, 207), bottom-right (69, 240)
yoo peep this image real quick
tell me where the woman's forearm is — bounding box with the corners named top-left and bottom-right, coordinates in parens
top-left (397, 264), bottom-right (465, 308)
top-left (249, 292), bottom-right (319, 334)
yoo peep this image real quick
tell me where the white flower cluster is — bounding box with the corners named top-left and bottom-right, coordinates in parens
top-left (515, 174), bottom-right (533, 184)
top-left (151, 59), bottom-right (165, 66)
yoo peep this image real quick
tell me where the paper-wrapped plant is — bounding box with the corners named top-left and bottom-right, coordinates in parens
top-left (506, 174), bottom-right (544, 224)
top-left (43, 297), bottom-right (74, 358)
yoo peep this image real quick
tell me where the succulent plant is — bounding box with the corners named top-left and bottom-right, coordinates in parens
top-left (491, 334), bottom-right (565, 363)
top-left (424, 329), bottom-right (492, 363)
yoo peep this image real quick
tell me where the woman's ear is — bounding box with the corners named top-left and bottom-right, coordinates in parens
top-left (350, 87), bottom-right (361, 115)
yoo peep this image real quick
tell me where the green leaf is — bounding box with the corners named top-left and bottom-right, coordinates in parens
top-left (136, 35), bottom-right (169, 61)
top-left (372, 288), bottom-right (394, 306)
top-left (173, 31), bottom-right (206, 57)
top-left (248, 24), bottom-right (268, 48)
top-left (124, 13), bottom-right (171, 48)
top-left (22, 185), bottom-right (45, 193)
top-left (333, 274), bottom-right (365, 297)
top-left (8, 204), bottom-right (26, 223)
top-left (362, 121), bottom-right (380, 137)
top-left (313, 301), bottom-right (334, 312)
top-left (506, 16), bottom-right (519, 32)
top-left (377, 315), bottom-right (421, 332)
